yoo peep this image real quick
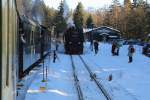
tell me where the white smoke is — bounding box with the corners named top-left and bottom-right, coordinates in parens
top-left (67, 16), bottom-right (75, 28)
top-left (34, 14), bottom-right (43, 25)
top-left (63, 0), bottom-right (69, 19)
top-left (62, 0), bottom-right (75, 29)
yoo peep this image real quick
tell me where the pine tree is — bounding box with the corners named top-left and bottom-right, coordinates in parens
top-left (73, 2), bottom-right (84, 29)
top-left (103, 9), bottom-right (111, 26)
top-left (54, 1), bottom-right (67, 38)
top-left (109, 0), bottom-right (122, 28)
top-left (135, 0), bottom-right (147, 39)
top-left (43, 6), bottom-right (56, 27)
top-left (123, 0), bottom-right (132, 38)
top-left (86, 14), bottom-right (93, 28)
top-left (124, 0), bottom-right (132, 15)
top-left (127, 0), bottom-right (147, 39)
top-left (145, 7), bottom-right (150, 39)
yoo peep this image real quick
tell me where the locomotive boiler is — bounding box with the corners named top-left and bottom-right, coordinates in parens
top-left (64, 26), bottom-right (84, 54)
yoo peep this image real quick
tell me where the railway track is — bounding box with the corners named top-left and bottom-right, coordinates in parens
top-left (70, 55), bottom-right (84, 100)
top-left (78, 55), bottom-right (112, 100)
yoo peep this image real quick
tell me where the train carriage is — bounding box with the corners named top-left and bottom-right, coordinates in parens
top-left (0, 0), bottom-right (51, 100)
top-left (18, 16), bottom-right (42, 78)
top-left (0, 0), bottom-right (18, 100)
top-left (19, 17), bottom-right (51, 78)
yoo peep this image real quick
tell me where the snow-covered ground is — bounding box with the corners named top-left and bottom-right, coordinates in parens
top-left (72, 55), bottom-right (107, 100)
top-left (25, 42), bottom-right (150, 100)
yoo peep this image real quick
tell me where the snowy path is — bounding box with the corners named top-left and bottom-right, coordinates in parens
top-left (25, 55), bottom-right (77, 100)
top-left (81, 55), bottom-right (137, 100)
top-left (72, 55), bottom-right (107, 100)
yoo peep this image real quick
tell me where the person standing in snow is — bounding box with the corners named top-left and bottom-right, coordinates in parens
top-left (111, 42), bottom-right (116, 56)
top-left (116, 41), bottom-right (122, 56)
top-left (90, 39), bottom-right (93, 51)
top-left (53, 50), bottom-right (58, 63)
top-left (94, 40), bottom-right (99, 54)
top-left (128, 44), bottom-right (135, 63)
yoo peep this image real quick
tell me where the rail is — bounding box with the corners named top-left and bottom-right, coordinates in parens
top-left (79, 55), bottom-right (112, 100)
top-left (70, 55), bottom-right (84, 100)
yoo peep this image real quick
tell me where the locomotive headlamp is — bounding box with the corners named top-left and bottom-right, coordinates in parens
top-left (69, 42), bottom-right (72, 44)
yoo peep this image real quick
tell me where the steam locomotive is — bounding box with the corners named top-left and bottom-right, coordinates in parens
top-left (0, 0), bottom-right (51, 100)
top-left (64, 26), bottom-right (84, 54)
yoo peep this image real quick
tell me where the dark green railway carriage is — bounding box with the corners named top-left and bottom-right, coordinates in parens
top-left (0, 1), bottom-right (51, 100)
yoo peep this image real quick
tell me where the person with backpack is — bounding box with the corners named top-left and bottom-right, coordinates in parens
top-left (115, 43), bottom-right (119, 56)
top-left (116, 41), bottom-right (122, 56)
top-left (128, 44), bottom-right (135, 63)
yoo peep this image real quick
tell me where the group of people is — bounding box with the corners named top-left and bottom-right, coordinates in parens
top-left (92, 40), bottom-right (135, 63)
top-left (111, 41), bottom-right (135, 63)
top-left (53, 40), bottom-right (135, 63)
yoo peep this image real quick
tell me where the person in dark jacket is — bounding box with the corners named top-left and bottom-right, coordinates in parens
top-left (94, 40), bottom-right (99, 54)
top-left (53, 50), bottom-right (58, 63)
top-left (112, 42), bottom-right (116, 56)
top-left (128, 44), bottom-right (135, 63)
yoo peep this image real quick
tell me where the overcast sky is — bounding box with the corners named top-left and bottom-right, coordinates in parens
top-left (43, 0), bottom-right (125, 10)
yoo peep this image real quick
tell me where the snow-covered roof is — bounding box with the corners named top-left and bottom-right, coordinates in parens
top-left (21, 15), bottom-right (38, 26)
top-left (28, 19), bottom-right (37, 26)
top-left (102, 26), bottom-right (120, 32)
top-left (84, 26), bottom-right (121, 34)
top-left (83, 28), bottom-right (93, 33)
top-left (99, 33), bottom-right (109, 35)
top-left (108, 35), bottom-right (118, 38)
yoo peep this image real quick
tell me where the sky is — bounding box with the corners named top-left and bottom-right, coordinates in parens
top-left (43, 0), bottom-right (124, 10)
